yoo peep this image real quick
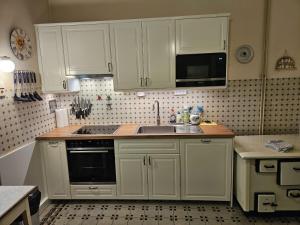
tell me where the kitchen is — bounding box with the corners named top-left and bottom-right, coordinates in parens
top-left (0, 0), bottom-right (299, 225)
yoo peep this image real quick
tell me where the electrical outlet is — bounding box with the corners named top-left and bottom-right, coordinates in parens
top-left (257, 194), bottom-right (276, 212)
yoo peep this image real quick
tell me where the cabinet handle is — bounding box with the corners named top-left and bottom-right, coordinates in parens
top-left (201, 139), bottom-right (211, 143)
top-left (264, 165), bottom-right (275, 169)
top-left (148, 156), bottom-right (151, 166)
top-left (62, 80), bottom-right (67, 89)
top-left (88, 186), bottom-right (98, 190)
top-left (290, 193), bottom-right (300, 198)
top-left (143, 156), bottom-right (146, 166)
top-left (48, 141), bottom-right (59, 146)
top-left (140, 77), bottom-right (144, 87)
top-left (293, 167), bottom-right (300, 171)
top-left (145, 77), bottom-right (149, 86)
top-left (223, 40), bottom-right (226, 50)
top-left (108, 63), bottom-right (112, 72)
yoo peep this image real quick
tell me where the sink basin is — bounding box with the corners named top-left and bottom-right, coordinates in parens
top-left (137, 126), bottom-right (176, 134)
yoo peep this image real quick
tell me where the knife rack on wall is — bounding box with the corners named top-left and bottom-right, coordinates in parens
top-left (70, 96), bottom-right (93, 119)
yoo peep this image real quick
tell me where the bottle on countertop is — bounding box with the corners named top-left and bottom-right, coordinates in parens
top-left (169, 108), bottom-right (176, 124)
top-left (176, 111), bottom-right (182, 124)
top-left (182, 106), bottom-right (190, 124)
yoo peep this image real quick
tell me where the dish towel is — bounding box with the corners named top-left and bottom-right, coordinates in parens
top-left (265, 140), bottom-right (294, 152)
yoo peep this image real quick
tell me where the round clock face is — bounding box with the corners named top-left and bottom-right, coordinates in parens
top-left (10, 28), bottom-right (32, 60)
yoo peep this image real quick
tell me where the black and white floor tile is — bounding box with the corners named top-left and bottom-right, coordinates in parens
top-left (40, 201), bottom-right (300, 225)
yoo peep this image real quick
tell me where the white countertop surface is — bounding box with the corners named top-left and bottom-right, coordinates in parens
top-left (0, 186), bottom-right (35, 218)
top-left (235, 134), bottom-right (300, 159)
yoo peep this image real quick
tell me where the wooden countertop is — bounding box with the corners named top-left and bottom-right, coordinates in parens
top-left (36, 124), bottom-right (234, 140)
top-left (235, 134), bottom-right (300, 159)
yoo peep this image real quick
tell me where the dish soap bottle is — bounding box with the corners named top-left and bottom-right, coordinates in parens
top-left (169, 108), bottom-right (176, 124)
top-left (182, 106), bottom-right (190, 124)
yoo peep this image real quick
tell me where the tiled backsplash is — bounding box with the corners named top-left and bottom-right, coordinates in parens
top-left (58, 77), bottom-right (299, 135)
top-left (0, 88), bottom-right (57, 154)
top-left (0, 77), bottom-right (299, 154)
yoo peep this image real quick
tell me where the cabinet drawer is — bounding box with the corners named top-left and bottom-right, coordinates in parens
top-left (116, 139), bottom-right (179, 154)
top-left (256, 160), bottom-right (278, 173)
top-left (278, 161), bottom-right (300, 186)
top-left (71, 185), bottom-right (116, 199)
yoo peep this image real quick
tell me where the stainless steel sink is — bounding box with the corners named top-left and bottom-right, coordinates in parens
top-left (137, 125), bottom-right (203, 134)
top-left (137, 126), bottom-right (176, 134)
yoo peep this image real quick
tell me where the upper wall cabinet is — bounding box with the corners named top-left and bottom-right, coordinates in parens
top-left (176, 16), bottom-right (228, 54)
top-left (62, 24), bottom-right (112, 75)
top-left (36, 26), bottom-right (67, 93)
top-left (110, 22), bottom-right (144, 90)
top-left (111, 19), bottom-right (175, 91)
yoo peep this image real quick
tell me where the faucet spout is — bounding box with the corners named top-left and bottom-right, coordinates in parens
top-left (153, 100), bottom-right (160, 126)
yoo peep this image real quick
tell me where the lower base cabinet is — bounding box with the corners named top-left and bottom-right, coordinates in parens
top-left (116, 154), bottom-right (180, 200)
top-left (41, 141), bottom-right (71, 199)
top-left (180, 139), bottom-right (233, 201)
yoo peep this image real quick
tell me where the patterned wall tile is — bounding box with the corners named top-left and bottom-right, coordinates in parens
top-left (58, 79), bottom-right (263, 135)
top-left (264, 77), bottom-right (300, 134)
top-left (0, 87), bottom-right (58, 154)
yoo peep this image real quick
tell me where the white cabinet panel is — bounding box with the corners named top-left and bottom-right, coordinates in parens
top-left (142, 19), bottom-right (175, 88)
top-left (62, 24), bottom-right (111, 75)
top-left (36, 26), bottom-right (66, 93)
top-left (180, 139), bottom-right (232, 201)
top-left (148, 154), bottom-right (180, 200)
top-left (116, 154), bottom-right (148, 199)
top-left (41, 141), bottom-right (70, 199)
top-left (110, 22), bottom-right (143, 90)
top-left (176, 17), bottom-right (228, 54)
top-left (70, 185), bottom-right (116, 199)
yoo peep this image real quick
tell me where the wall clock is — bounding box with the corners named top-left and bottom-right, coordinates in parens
top-left (10, 28), bottom-right (32, 60)
top-left (235, 45), bottom-right (254, 64)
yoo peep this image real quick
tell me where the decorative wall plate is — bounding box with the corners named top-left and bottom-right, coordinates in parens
top-left (235, 45), bottom-right (254, 64)
top-left (10, 28), bottom-right (32, 60)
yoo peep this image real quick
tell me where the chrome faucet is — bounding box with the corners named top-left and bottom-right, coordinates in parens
top-left (153, 100), bottom-right (160, 126)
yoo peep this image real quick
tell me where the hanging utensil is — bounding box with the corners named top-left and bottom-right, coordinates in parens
top-left (26, 72), bottom-right (36, 101)
top-left (13, 71), bottom-right (25, 102)
top-left (32, 72), bottom-right (43, 101)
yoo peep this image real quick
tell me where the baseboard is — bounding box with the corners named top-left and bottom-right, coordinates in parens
top-left (39, 197), bottom-right (49, 214)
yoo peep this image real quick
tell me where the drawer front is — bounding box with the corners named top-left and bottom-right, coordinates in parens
top-left (258, 160), bottom-right (278, 173)
top-left (71, 185), bottom-right (116, 199)
top-left (116, 139), bottom-right (179, 154)
top-left (279, 161), bottom-right (300, 186)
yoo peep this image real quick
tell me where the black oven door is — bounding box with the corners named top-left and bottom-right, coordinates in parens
top-left (67, 147), bottom-right (116, 184)
top-left (176, 52), bottom-right (226, 87)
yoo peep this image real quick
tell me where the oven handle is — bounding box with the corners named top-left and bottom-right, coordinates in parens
top-left (69, 150), bottom-right (109, 154)
top-left (67, 147), bottom-right (113, 151)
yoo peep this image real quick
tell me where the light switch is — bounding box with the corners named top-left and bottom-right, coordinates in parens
top-left (174, 90), bottom-right (187, 96)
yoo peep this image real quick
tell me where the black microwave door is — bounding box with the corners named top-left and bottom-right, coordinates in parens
top-left (176, 53), bottom-right (226, 80)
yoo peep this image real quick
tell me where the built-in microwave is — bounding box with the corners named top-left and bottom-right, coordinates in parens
top-left (176, 52), bottom-right (227, 88)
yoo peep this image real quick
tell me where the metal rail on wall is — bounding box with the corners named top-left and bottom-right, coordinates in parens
top-left (259, 0), bottom-right (271, 135)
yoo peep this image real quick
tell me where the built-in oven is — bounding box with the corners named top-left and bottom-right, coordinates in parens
top-left (176, 52), bottom-right (227, 87)
top-left (66, 140), bottom-right (116, 185)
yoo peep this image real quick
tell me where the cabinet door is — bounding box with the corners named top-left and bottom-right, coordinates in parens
top-left (110, 22), bottom-right (144, 90)
top-left (148, 154), bottom-right (180, 200)
top-left (36, 26), bottom-right (66, 93)
top-left (116, 154), bottom-right (148, 199)
top-left (142, 19), bottom-right (175, 89)
top-left (180, 139), bottom-right (232, 201)
top-left (41, 141), bottom-right (70, 199)
top-left (176, 16), bottom-right (228, 54)
top-left (62, 24), bottom-right (111, 75)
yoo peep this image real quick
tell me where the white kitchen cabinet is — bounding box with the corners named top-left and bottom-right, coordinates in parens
top-left (110, 22), bottom-right (144, 90)
top-left (176, 16), bottom-right (228, 54)
top-left (115, 140), bottom-right (180, 200)
top-left (41, 141), bottom-right (71, 199)
top-left (62, 24), bottom-right (111, 75)
top-left (111, 19), bottom-right (175, 90)
top-left (35, 26), bottom-right (67, 93)
top-left (142, 19), bottom-right (175, 89)
top-left (180, 138), bottom-right (232, 201)
top-left (116, 154), bottom-right (148, 199)
top-left (148, 154), bottom-right (180, 200)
